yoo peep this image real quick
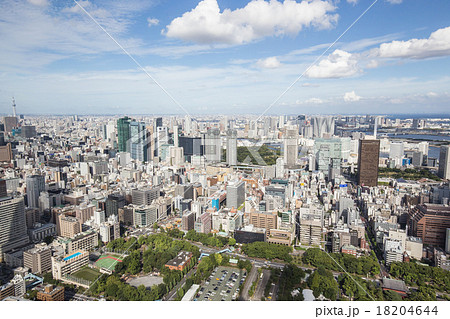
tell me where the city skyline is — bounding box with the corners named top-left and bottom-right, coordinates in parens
top-left (0, 0), bottom-right (450, 115)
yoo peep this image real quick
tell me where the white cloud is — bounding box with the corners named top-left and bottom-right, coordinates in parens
top-left (163, 0), bottom-right (338, 44)
top-left (297, 97), bottom-right (324, 104)
top-left (306, 50), bottom-right (360, 78)
top-left (347, 0), bottom-right (359, 5)
top-left (366, 60), bottom-right (379, 69)
top-left (0, 0), bottom-right (153, 71)
top-left (375, 27), bottom-right (450, 59)
top-left (147, 17), bottom-right (159, 27)
top-left (27, 0), bottom-right (48, 6)
top-left (301, 83), bottom-right (320, 87)
top-left (386, 0), bottom-right (403, 4)
top-left (256, 57), bottom-right (281, 69)
top-left (343, 91), bottom-right (361, 102)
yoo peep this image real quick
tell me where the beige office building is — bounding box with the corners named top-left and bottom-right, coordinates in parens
top-left (23, 244), bottom-right (52, 274)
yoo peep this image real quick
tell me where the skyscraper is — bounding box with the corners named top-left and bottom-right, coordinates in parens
top-left (283, 127), bottom-right (298, 168)
top-left (0, 196), bottom-right (29, 260)
top-left (226, 129), bottom-right (237, 166)
top-left (438, 145), bottom-right (450, 180)
top-left (130, 120), bottom-right (148, 162)
top-left (226, 180), bottom-right (245, 209)
top-left (357, 139), bottom-right (380, 187)
top-left (26, 175), bottom-right (45, 208)
top-left (3, 117), bottom-right (18, 133)
top-left (204, 128), bottom-right (221, 163)
top-left (117, 117), bottom-right (131, 152)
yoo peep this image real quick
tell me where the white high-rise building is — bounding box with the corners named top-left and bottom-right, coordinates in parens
top-left (389, 142), bottom-right (404, 160)
top-left (283, 126), bottom-right (298, 168)
top-left (204, 128), bottom-right (221, 163)
top-left (226, 129), bottom-right (237, 166)
top-left (185, 115), bottom-right (192, 135)
top-left (438, 145), bottom-right (450, 180)
top-left (173, 125), bottom-right (179, 147)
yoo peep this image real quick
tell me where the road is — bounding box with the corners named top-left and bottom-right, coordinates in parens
top-left (239, 265), bottom-right (258, 301)
top-left (252, 269), bottom-right (271, 301)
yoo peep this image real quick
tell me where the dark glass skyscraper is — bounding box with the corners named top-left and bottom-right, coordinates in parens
top-left (117, 117), bottom-right (131, 152)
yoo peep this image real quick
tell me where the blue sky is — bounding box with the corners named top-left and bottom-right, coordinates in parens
top-left (1, 0), bottom-right (450, 115)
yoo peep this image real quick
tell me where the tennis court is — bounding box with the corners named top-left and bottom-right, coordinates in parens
top-left (94, 254), bottom-right (123, 270)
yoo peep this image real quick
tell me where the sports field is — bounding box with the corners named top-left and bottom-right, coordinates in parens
top-left (94, 254), bottom-right (123, 270)
top-left (73, 267), bottom-right (101, 282)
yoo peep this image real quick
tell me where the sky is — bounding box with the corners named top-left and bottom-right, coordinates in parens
top-left (0, 0), bottom-right (450, 116)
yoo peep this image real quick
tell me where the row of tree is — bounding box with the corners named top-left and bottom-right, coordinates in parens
top-left (302, 248), bottom-right (380, 276)
top-left (241, 242), bottom-right (293, 262)
top-left (389, 261), bottom-right (450, 293)
top-left (184, 230), bottom-right (232, 247)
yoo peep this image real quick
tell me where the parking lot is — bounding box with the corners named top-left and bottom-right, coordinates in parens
top-left (196, 266), bottom-right (245, 301)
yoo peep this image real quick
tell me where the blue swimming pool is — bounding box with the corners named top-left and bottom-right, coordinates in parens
top-left (63, 252), bottom-right (82, 261)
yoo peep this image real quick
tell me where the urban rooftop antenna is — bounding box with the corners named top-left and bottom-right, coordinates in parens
top-left (12, 97), bottom-right (17, 118)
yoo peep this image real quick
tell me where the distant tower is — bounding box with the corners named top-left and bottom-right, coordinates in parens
top-left (12, 97), bottom-right (17, 118)
top-left (373, 117), bottom-right (378, 138)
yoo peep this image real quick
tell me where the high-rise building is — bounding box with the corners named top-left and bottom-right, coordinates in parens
top-left (226, 129), bottom-right (237, 166)
top-left (438, 145), bottom-right (450, 180)
top-left (3, 116), bottom-right (18, 133)
top-left (173, 125), bottom-right (180, 147)
top-left (249, 211), bottom-right (277, 231)
top-left (21, 125), bottom-right (36, 138)
top-left (299, 217), bottom-right (322, 246)
top-left (204, 128), bottom-right (221, 163)
top-left (357, 139), bottom-right (380, 187)
top-left (226, 180), bottom-right (245, 209)
top-left (132, 187), bottom-right (160, 206)
top-left (407, 204), bottom-right (450, 248)
top-left (58, 215), bottom-right (81, 238)
top-left (0, 196), bottom-right (29, 260)
top-left (129, 120), bottom-right (148, 162)
top-left (23, 244), bottom-right (52, 274)
top-left (26, 175), bottom-right (45, 208)
top-left (311, 116), bottom-right (334, 138)
top-left (390, 142), bottom-right (404, 160)
top-left (283, 127), bottom-right (298, 168)
top-left (117, 117), bottom-right (131, 152)
top-left (0, 143), bottom-right (12, 162)
top-left (155, 117), bottom-right (163, 130)
top-left (99, 215), bottom-right (120, 243)
top-left (314, 138), bottom-right (342, 177)
top-left (194, 212), bottom-right (211, 234)
top-left (182, 211), bottom-right (195, 231)
top-left (0, 179), bottom-right (6, 198)
top-left (105, 193), bottom-right (125, 217)
top-left (155, 126), bottom-right (169, 158)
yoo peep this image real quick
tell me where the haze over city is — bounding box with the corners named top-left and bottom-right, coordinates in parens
top-left (1, 0), bottom-right (450, 115)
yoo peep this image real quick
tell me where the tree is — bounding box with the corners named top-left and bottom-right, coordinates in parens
top-left (105, 283), bottom-right (119, 299)
top-left (228, 238), bottom-right (236, 246)
top-left (43, 236), bottom-right (54, 245)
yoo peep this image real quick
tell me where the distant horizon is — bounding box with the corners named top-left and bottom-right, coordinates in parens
top-left (1, 1), bottom-right (450, 115)
top-left (2, 112), bottom-right (450, 119)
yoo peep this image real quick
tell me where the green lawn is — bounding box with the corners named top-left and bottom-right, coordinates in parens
top-left (72, 267), bottom-right (101, 282)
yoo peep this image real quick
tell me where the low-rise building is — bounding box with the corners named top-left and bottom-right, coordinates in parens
top-left (165, 251), bottom-right (193, 271)
top-left (51, 250), bottom-right (89, 280)
top-left (36, 284), bottom-right (65, 301)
